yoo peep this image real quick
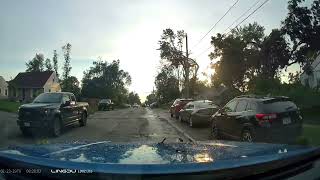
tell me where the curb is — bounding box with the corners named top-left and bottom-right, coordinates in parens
top-left (157, 115), bottom-right (196, 143)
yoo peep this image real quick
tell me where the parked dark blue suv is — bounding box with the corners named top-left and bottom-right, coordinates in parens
top-left (211, 95), bottom-right (303, 144)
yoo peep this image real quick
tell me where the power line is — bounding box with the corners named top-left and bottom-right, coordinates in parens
top-left (194, 0), bottom-right (271, 59)
top-left (223, 0), bottom-right (262, 34)
top-left (191, 0), bottom-right (240, 50)
top-left (225, 0), bottom-right (270, 35)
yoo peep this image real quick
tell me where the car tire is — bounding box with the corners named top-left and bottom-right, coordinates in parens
top-left (170, 113), bottom-right (173, 118)
top-left (241, 129), bottom-right (254, 142)
top-left (79, 112), bottom-right (87, 127)
top-left (211, 122), bottom-right (220, 140)
top-left (51, 117), bottom-right (62, 137)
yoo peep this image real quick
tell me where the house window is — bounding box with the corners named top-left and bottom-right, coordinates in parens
top-left (49, 89), bottom-right (51, 92)
top-left (5, 89), bottom-right (7, 96)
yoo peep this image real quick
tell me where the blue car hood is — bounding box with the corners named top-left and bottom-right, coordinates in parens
top-left (0, 141), bottom-right (319, 174)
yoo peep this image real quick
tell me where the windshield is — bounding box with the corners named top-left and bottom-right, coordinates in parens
top-left (0, 0), bottom-right (320, 178)
top-left (33, 93), bottom-right (62, 103)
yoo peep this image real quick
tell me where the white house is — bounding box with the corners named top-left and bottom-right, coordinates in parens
top-left (8, 71), bottom-right (61, 102)
top-left (0, 76), bottom-right (8, 99)
top-left (300, 54), bottom-right (320, 88)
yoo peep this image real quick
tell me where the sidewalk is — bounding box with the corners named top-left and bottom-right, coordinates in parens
top-left (152, 108), bottom-right (211, 142)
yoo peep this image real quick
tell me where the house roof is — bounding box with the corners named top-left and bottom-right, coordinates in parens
top-left (0, 76), bottom-right (8, 85)
top-left (9, 71), bottom-right (54, 88)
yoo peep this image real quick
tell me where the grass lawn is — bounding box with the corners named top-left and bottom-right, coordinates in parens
top-left (0, 99), bottom-right (21, 113)
top-left (303, 124), bottom-right (320, 146)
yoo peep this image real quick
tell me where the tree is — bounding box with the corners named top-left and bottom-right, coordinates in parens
top-left (45, 58), bottom-right (53, 71)
top-left (62, 43), bottom-right (72, 80)
top-left (209, 23), bottom-right (291, 91)
top-left (128, 92), bottom-right (141, 105)
top-left (154, 65), bottom-right (180, 103)
top-left (145, 93), bottom-right (157, 105)
top-left (158, 29), bottom-right (198, 98)
top-left (81, 60), bottom-right (131, 105)
top-left (52, 50), bottom-right (59, 79)
top-left (26, 54), bottom-right (45, 72)
top-left (61, 76), bottom-right (81, 99)
top-left (282, 0), bottom-right (320, 67)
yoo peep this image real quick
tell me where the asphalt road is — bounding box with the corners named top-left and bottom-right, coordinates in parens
top-left (0, 108), bottom-right (188, 148)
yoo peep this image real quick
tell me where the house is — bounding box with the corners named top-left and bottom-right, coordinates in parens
top-left (300, 54), bottom-right (320, 88)
top-left (0, 76), bottom-right (8, 99)
top-left (8, 71), bottom-right (61, 102)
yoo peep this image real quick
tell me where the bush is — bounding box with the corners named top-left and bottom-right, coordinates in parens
top-left (295, 136), bottom-right (309, 146)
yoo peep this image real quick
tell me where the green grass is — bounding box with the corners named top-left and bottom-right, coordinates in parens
top-left (302, 124), bottom-right (320, 146)
top-left (0, 100), bottom-right (21, 113)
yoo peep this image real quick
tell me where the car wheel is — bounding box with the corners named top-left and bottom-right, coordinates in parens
top-left (211, 123), bottom-right (220, 140)
top-left (51, 117), bottom-right (62, 137)
top-left (79, 112), bottom-right (87, 127)
top-left (242, 129), bottom-right (253, 142)
top-left (170, 113), bottom-right (173, 118)
top-left (189, 117), bottom-right (193, 127)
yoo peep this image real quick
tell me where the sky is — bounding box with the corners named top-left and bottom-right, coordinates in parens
top-left (0, 0), bottom-right (296, 102)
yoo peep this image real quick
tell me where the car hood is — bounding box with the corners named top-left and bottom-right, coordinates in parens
top-left (20, 103), bottom-right (60, 109)
top-left (0, 141), bottom-right (319, 174)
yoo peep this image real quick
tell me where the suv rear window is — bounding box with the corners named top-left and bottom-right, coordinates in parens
top-left (262, 100), bottom-right (298, 113)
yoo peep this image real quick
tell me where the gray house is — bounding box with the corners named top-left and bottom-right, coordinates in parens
top-left (0, 76), bottom-right (8, 99)
top-left (300, 54), bottom-right (320, 88)
top-left (8, 71), bottom-right (61, 102)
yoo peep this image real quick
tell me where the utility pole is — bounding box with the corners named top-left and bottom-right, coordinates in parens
top-left (185, 33), bottom-right (190, 98)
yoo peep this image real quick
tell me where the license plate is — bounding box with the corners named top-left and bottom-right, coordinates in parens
top-left (282, 117), bottom-right (291, 125)
top-left (24, 122), bottom-right (30, 127)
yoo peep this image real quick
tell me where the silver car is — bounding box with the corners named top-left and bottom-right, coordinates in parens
top-left (179, 100), bottom-right (219, 127)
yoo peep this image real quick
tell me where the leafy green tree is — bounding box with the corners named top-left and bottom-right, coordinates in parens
top-left (282, 0), bottom-right (320, 67)
top-left (145, 93), bottom-right (157, 105)
top-left (155, 66), bottom-right (180, 103)
top-left (81, 60), bottom-right (131, 105)
top-left (158, 29), bottom-right (198, 97)
top-left (45, 58), bottom-right (53, 71)
top-left (62, 43), bottom-right (72, 80)
top-left (52, 50), bottom-right (59, 79)
top-left (128, 92), bottom-right (141, 105)
top-left (26, 54), bottom-right (45, 72)
top-left (61, 76), bottom-right (81, 99)
top-left (210, 23), bottom-right (291, 91)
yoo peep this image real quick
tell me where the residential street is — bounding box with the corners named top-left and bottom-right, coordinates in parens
top-left (0, 108), bottom-right (188, 148)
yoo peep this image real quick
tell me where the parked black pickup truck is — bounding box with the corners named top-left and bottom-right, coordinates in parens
top-left (17, 92), bottom-right (89, 137)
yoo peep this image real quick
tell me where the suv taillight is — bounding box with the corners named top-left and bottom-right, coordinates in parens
top-left (256, 113), bottom-right (277, 126)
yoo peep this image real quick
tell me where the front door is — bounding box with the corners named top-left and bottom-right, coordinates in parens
top-left (219, 100), bottom-right (238, 138)
top-left (61, 94), bottom-right (73, 125)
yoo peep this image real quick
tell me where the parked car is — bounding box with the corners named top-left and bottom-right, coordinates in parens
top-left (210, 95), bottom-right (303, 144)
top-left (170, 99), bottom-right (193, 119)
top-left (149, 102), bottom-right (158, 108)
top-left (98, 99), bottom-right (114, 110)
top-left (179, 100), bottom-right (219, 127)
top-left (123, 103), bottom-right (131, 108)
top-left (17, 92), bottom-right (89, 137)
top-left (132, 103), bottom-right (140, 108)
